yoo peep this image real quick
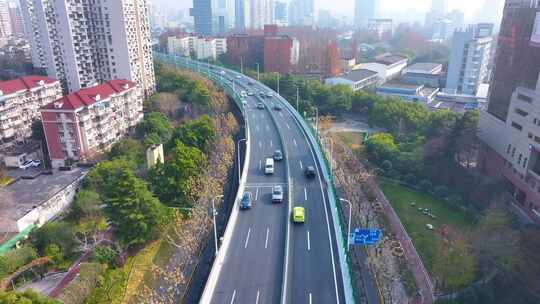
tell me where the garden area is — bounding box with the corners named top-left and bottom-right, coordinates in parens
top-left (380, 180), bottom-right (476, 289)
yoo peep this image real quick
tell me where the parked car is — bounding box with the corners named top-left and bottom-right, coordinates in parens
top-left (257, 103), bottom-right (265, 109)
top-left (292, 206), bottom-right (305, 223)
top-left (19, 160), bottom-right (40, 170)
top-left (240, 192), bottom-right (252, 210)
top-left (273, 150), bottom-right (283, 161)
top-left (272, 185), bottom-right (283, 203)
top-left (305, 166), bottom-right (316, 178)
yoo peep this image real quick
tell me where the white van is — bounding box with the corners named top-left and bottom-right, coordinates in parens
top-left (265, 158), bottom-right (274, 175)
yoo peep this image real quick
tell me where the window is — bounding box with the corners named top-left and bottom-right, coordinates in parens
top-left (514, 108), bottom-right (528, 117)
top-left (511, 121), bottom-right (523, 131)
top-left (517, 93), bottom-right (533, 103)
top-left (512, 147), bottom-right (516, 158)
top-left (518, 154), bottom-right (522, 165)
top-left (523, 158), bottom-right (528, 168)
top-left (507, 144), bottom-right (512, 154)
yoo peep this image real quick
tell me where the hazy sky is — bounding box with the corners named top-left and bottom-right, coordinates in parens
top-left (165, 0), bottom-right (501, 20)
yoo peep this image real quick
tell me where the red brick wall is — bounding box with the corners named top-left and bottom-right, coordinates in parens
top-left (263, 37), bottom-right (293, 74)
top-left (41, 111), bottom-right (63, 161)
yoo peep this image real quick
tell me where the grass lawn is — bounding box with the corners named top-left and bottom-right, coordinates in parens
top-left (335, 131), bottom-right (364, 153)
top-left (379, 180), bottom-right (474, 275)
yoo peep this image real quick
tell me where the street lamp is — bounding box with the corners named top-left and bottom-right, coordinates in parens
top-left (276, 72), bottom-right (280, 95)
top-left (339, 198), bottom-right (352, 252)
top-left (212, 195), bottom-right (223, 256)
top-left (314, 107), bottom-right (319, 135)
top-left (296, 86), bottom-right (300, 110)
top-left (237, 138), bottom-right (247, 183)
top-left (256, 62), bottom-right (260, 81)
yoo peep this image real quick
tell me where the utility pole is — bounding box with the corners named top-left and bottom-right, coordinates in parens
top-left (296, 86), bottom-right (300, 110)
top-left (212, 195), bottom-right (223, 256)
top-left (256, 62), bottom-right (260, 81)
top-left (277, 73), bottom-right (280, 95)
top-left (339, 198), bottom-right (353, 251)
top-left (240, 56), bottom-right (243, 74)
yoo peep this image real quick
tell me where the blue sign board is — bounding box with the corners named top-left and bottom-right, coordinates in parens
top-left (349, 228), bottom-right (381, 245)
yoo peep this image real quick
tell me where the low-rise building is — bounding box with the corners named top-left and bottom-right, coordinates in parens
top-left (374, 54), bottom-right (408, 80)
top-left (167, 34), bottom-right (227, 60)
top-left (41, 80), bottom-right (143, 168)
top-left (325, 69), bottom-right (379, 91)
top-left (401, 62), bottom-right (443, 88)
top-left (0, 76), bottom-right (62, 151)
top-left (376, 82), bottom-right (439, 104)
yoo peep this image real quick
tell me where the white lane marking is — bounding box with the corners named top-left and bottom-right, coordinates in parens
top-left (259, 141), bottom-right (262, 148)
top-left (244, 228), bottom-right (251, 248)
top-left (279, 112), bottom-right (284, 118)
top-left (256, 290), bottom-right (260, 304)
top-left (286, 123), bottom-right (291, 130)
top-left (307, 230), bottom-right (311, 251)
top-left (230, 290), bottom-right (236, 304)
top-left (255, 187), bottom-right (259, 201)
top-left (259, 160), bottom-right (262, 171)
top-left (265, 228), bottom-right (270, 249)
top-left (309, 292), bottom-right (312, 304)
top-left (293, 139), bottom-right (297, 147)
top-left (270, 140), bottom-right (273, 147)
top-left (299, 161), bottom-right (303, 170)
top-left (304, 188), bottom-right (308, 201)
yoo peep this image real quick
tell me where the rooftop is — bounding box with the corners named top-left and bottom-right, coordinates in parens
top-left (340, 69), bottom-right (378, 82)
top-left (380, 82), bottom-right (423, 90)
top-left (375, 54), bottom-right (408, 65)
top-left (404, 63), bottom-right (443, 74)
top-left (0, 76), bottom-right (58, 96)
top-left (42, 79), bottom-right (137, 111)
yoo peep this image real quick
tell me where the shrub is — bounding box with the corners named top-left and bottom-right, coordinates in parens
top-left (0, 245), bottom-right (38, 276)
top-left (404, 173), bottom-right (417, 185)
top-left (90, 245), bottom-right (117, 267)
top-left (434, 185), bottom-right (450, 198)
top-left (44, 244), bottom-right (64, 267)
top-left (448, 194), bottom-right (464, 207)
top-left (419, 179), bottom-right (433, 191)
top-left (381, 160), bottom-right (393, 172)
top-left (57, 263), bottom-right (106, 304)
top-left (0, 289), bottom-right (59, 303)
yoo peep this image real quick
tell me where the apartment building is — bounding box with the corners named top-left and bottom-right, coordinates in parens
top-left (445, 23), bottom-right (494, 95)
top-left (0, 76), bottom-right (62, 150)
top-left (20, 0), bottom-right (155, 96)
top-left (41, 80), bottom-right (143, 168)
top-left (479, 0), bottom-right (540, 221)
top-left (0, 0), bottom-right (10, 40)
top-left (167, 34), bottom-right (227, 60)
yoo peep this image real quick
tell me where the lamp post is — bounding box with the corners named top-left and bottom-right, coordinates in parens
top-left (339, 198), bottom-right (352, 252)
top-left (296, 86), bottom-right (300, 110)
top-left (256, 62), bottom-right (260, 81)
top-left (314, 107), bottom-right (319, 135)
top-left (237, 138), bottom-right (247, 183)
top-left (276, 73), bottom-right (280, 95)
top-left (212, 195), bottom-right (223, 256)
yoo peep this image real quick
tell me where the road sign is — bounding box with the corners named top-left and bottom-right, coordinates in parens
top-left (350, 228), bottom-right (381, 246)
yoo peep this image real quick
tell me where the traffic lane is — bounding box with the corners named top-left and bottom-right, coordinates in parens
top-left (211, 186), bottom-right (286, 304)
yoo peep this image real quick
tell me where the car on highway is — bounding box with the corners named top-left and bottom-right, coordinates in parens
top-left (240, 192), bottom-right (252, 210)
top-left (20, 159), bottom-right (40, 170)
top-left (257, 103), bottom-right (265, 109)
top-left (259, 92), bottom-right (266, 98)
top-left (305, 166), bottom-right (316, 178)
top-left (266, 93), bottom-right (273, 98)
top-left (236, 75), bottom-right (242, 79)
top-left (272, 185), bottom-right (283, 203)
top-left (265, 158), bottom-right (275, 175)
top-left (273, 104), bottom-right (282, 111)
top-left (292, 207), bottom-right (305, 223)
top-left (247, 91), bottom-right (254, 96)
top-left (248, 81), bottom-right (254, 86)
top-left (273, 150), bottom-right (283, 161)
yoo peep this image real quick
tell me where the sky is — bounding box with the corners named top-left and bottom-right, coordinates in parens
top-left (165, 0), bottom-right (502, 21)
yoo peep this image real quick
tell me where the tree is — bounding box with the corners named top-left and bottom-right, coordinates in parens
top-left (108, 138), bottom-right (144, 168)
top-left (44, 244), bottom-right (63, 266)
top-left (365, 133), bottom-right (398, 163)
top-left (148, 141), bottom-right (207, 207)
top-left (70, 190), bottom-right (102, 220)
top-left (32, 222), bottom-right (77, 257)
top-left (137, 112), bottom-right (171, 142)
top-left (87, 160), bottom-right (170, 247)
top-left (148, 92), bottom-right (182, 118)
top-left (433, 234), bottom-right (477, 290)
top-left (434, 185), bottom-right (450, 198)
top-left (0, 290), bottom-right (60, 304)
top-left (169, 115), bottom-right (215, 152)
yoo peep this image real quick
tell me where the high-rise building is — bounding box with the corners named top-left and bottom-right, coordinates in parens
top-left (355, 0), bottom-right (378, 28)
top-left (478, 0), bottom-right (540, 220)
top-left (7, 2), bottom-right (24, 37)
top-left (445, 23), bottom-right (493, 95)
top-left (235, 0), bottom-right (251, 30)
top-left (431, 0), bottom-right (447, 15)
top-left (0, 0), bottom-right (11, 39)
top-left (192, 0), bottom-right (216, 35)
top-left (274, 1), bottom-right (288, 26)
top-left (250, 0), bottom-right (275, 29)
top-left (289, 0), bottom-right (314, 26)
top-left (20, 0), bottom-right (156, 97)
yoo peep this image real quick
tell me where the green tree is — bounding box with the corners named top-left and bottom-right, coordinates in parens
top-left (365, 133), bottom-right (398, 163)
top-left (32, 222), bottom-right (77, 257)
top-left (433, 235), bottom-right (477, 290)
top-left (0, 245), bottom-right (38, 276)
top-left (70, 190), bottom-right (102, 220)
top-left (137, 112), bottom-right (171, 142)
top-left (169, 115), bottom-right (215, 152)
top-left (108, 138), bottom-right (144, 168)
top-left (148, 141), bottom-right (207, 207)
top-left (0, 290), bottom-right (60, 304)
top-left (90, 245), bottom-right (117, 267)
top-left (44, 244), bottom-right (63, 266)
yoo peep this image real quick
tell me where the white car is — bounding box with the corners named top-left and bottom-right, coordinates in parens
top-left (20, 160), bottom-right (41, 170)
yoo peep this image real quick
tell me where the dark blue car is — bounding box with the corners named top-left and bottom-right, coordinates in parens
top-left (240, 192), bottom-right (252, 210)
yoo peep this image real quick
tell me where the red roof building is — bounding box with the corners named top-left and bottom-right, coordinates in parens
top-left (40, 80), bottom-right (143, 167)
top-left (0, 76), bottom-right (62, 150)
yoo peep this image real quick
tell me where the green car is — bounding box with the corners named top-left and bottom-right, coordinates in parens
top-left (292, 207), bottom-right (305, 223)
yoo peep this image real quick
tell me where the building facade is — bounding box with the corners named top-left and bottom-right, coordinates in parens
top-left (479, 0), bottom-right (540, 221)
top-left (0, 76), bottom-right (62, 150)
top-left (20, 0), bottom-right (156, 96)
top-left (168, 35), bottom-right (227, 60)
top-left (355, 0), bottom-right (378, 28)
top-left (289, 0), bottom-right (314, 26)
top-left (0, 0), bottom-right (10, 39)
top-left (41, 80), bottom-right (143, 168)
top-left (7, 2), bottom-right (24, 37)
top-left (445, 23), bottom-right (493, 95)
top-left (325, 69), bottom-right (379, 91)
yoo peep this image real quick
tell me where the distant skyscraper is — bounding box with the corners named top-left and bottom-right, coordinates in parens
top-left (446, 23), bottom-right (493, 95)
top-left (0, 0), bottom-right (11, 38)
top-left (274, 1), bottom-right (288, 26)
top-left (235, 0), bottom-right (250, 30)
top-left (7, 2), bottom-right (24, 36)
top-left (21, 0), bottom-right (156, 96)
top-left (355, 0), bottom-right (378, 28)
top-left (431, 0), bottom-right (447, 15)
top-left (250, 0), bottom-right (274, 29)
top-left (192, 0), bottom-right (216, 35)
top-left (447, 9), bottom-right (465, 30)
top-left (289, 0), bottom-right (314, 26)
